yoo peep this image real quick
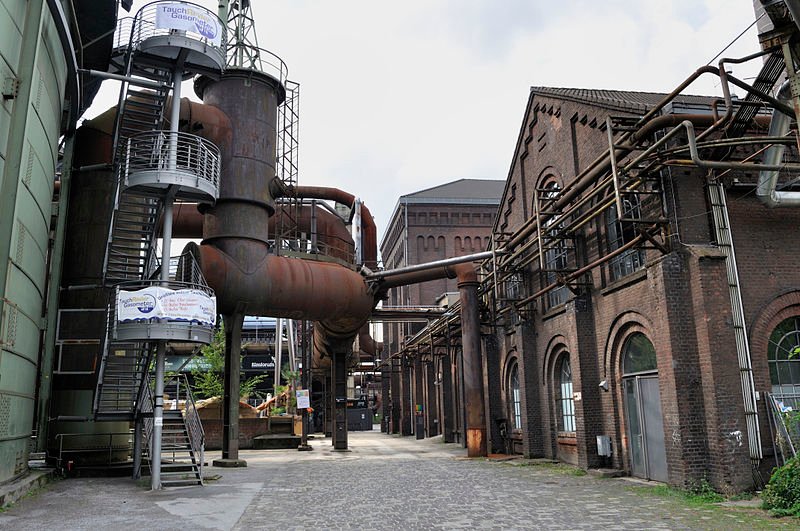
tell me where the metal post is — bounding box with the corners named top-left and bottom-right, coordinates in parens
top-left (287, 320), bottom-right (296, 373)
top-left (214, 312), bottom-right (246, 467)
top-left (274, 318), bottom-right (283, 398)
top-left (333, 346), bottom-right (348, 450)
top-left (310, 200), bottom-right (318, 253)
top-left (168, 68), bottom-right (182, 171)
top-left (298, 320), bottom-right (311, 451)
top-left (151, 341), bottom-right (166, 489)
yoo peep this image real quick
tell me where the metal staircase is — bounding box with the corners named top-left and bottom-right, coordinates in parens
top-left (138, 374), bottom-right (205, 487)
top-left (91, 1), bottom-right (227, 488)
top-left (93, 340), bottom-right (153, 421)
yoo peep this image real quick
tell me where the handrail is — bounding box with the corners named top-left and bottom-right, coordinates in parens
top-left (121, 131), bottom-right (222, 192)
top-left (164, 373), bottom-right (204, 482)
top-left (129, 1), bottom-right (227, 57)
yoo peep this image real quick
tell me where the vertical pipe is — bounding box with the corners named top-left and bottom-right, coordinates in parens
top-left (275, 318), bottom-right (283, 398)
top-left (168, 69), bottom-right (182, 171)
top-left (458, 268), bottom-right (487, 457)
top-left (287, 320), bottom-right (296, 373)
top-left (310, 200), bottom-right (318, 253)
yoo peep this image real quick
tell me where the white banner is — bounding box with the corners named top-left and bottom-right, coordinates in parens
top-left (296, 389), bottom-right (310, 410)
top-left (155, 3), bottom-right (222, 46)
top-left (117, 287), bottom-right (217, 325)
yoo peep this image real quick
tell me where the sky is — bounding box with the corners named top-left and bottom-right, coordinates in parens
top-left (85, 0), bottom-right (766, 260)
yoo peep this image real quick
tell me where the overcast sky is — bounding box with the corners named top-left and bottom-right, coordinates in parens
top-left (87, 1), bottom-right (765, 259)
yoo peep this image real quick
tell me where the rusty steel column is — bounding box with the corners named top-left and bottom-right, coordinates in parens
top-left (441, 348), bottom-right (455, 443)
top-left (414, 355), bottom-right (424, 439)
top-left (214, 312), bottom-right (247, 467)
top-left (455, 265), bottom-right (487, 457)
top-left (390, 357), bottom-right (401, 434)
top-left (332, 346), bottom-right (348, 450)
top-left (400, 355), bottom-right (413, 436)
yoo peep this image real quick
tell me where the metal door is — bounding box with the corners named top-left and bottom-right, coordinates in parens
top-left (624, 375), bottom-right (668, 481)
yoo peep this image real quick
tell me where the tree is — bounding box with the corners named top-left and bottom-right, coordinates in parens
top-left (191, 322), bottom-right (266, 400)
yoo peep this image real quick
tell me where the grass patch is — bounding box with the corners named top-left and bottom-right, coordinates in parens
top-left (630, 480), bottom-right (723, 506)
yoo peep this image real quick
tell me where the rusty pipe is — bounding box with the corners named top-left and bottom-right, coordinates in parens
top-left (452, 263), bottom-right (487, 458)
top-left (191, 242), bottom-right (373, 335)
top-left (165, 203), bottom-right (355, 259)
top-left (290, 185), bottom-right (378, 269)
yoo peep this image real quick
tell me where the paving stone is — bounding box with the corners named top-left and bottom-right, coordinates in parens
top-left (0, 431), bottom-right (793, 530)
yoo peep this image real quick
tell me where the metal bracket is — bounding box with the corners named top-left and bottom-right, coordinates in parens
top-left (2, 77), bottom-right (19, 100)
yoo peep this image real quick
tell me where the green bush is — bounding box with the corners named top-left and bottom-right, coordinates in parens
top-left (762, 456), bottom-right (800, 517)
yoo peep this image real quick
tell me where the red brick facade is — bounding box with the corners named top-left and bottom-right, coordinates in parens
top-left (487, 88), bottom-right (800, 492)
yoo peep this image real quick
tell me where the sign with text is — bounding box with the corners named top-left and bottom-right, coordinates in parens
top-left (117, 287), bottom-right (216, 325)
top-left (155, 3), bottom-right (222, 46)
top-left (296, 389), bottom-right (310, 409)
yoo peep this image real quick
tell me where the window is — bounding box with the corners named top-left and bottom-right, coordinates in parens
top-left (768, 316), bottom-right (800, 402)
top-left (542, 181), bottom-right (570, 308)
top-left (558, 356), bottom-right (576, 432)
top-left (622, 333), bottom-right (658, 375)
top-left (509, 362), bottom-right (522, 429)
top-left (606, 195), bottom-right (645, 281)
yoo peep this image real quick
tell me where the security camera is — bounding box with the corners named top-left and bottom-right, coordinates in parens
top-left (599, 380), bottom-right (609, 392)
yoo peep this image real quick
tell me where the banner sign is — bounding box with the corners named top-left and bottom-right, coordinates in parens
top-left (117, 287), bottom-right (217, 325)
top-left (296, 389), bottom-right (310, 409)
top-left (155, 3), bottom-right (222, 46)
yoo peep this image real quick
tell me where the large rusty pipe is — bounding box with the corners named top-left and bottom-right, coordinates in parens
top-left (291, 185), bottom-right (378, 269)
top-left (453, 264), bottom-right (487, 458)
top-left (192, 243), bottom-right (373, 334)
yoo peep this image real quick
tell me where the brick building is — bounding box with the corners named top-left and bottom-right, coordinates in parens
top-left (485, 87), bottom-right (800, 492)
top-left (379, 179), bottom-right (503, 438)
top-left (388, 79), bottom-right (800, 493)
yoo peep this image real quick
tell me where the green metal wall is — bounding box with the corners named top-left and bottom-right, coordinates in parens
top-left (0, 0), bottom-right (68, 484)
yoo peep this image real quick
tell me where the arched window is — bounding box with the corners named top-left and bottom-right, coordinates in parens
top-left (768, 316), bottom-right (800, 397)
top-left (558, 356), bottom-right (575, 432)
top-left (622, 333), bottom-right (658, 375)
top-left (508, 362), bottom-right (522, 429)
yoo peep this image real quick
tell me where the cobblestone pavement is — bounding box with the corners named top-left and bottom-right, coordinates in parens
top-left (0, 430), bottom-right (793, 530)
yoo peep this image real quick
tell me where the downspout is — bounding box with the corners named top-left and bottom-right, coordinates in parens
top-left (756, 81), bottom-right (800, 207)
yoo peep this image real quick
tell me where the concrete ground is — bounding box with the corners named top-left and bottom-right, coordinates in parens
top-left (0, 430), bottom-right (793, 530)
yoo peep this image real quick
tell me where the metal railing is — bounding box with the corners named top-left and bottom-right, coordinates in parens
top-left (121, 131), bottom-right (221, 191)
top-left (164, 373), bottom-right (205, 481)
top-left (54, 432), bottom-right (132, 473)
top-left (767, 392), bottom-right (800, 466)
top-left (124, 1), bottom-right (227, 58)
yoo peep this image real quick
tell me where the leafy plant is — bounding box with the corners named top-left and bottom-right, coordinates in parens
top-left (191, 323), bottom-right (266, 400)
top-left (762, 456), bottom-right (800, 517)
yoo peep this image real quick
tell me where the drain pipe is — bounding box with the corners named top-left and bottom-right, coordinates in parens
top-left (756, 81), bottom-right (800, 207)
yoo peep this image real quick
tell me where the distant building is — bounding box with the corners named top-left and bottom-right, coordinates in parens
top-left (379, 178), bottom-right (503, 436)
